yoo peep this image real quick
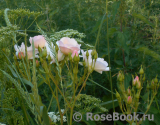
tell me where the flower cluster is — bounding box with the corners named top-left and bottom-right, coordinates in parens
top-left (115, 67), bottom-right (160, 125)
top-left (48, 109), bottom-right (67, 123)
top-left (14, 35), bottom-right (110, 74)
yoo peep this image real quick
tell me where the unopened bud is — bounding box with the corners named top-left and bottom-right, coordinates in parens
top-left (115, 90), bottom-right (121, 99)
top-left (154, 76), bottom-right (158, 84)
top-left (94, 54), bottom-right (98, 60)
top-left (36, 60), bottom-right (39, 67)
top-left (76, 55), bottom-right (80, 62)
top-left (136, 81), bottom-right (141, 89)
top-left (127, 96), bottom-right (132, 105)
top-left (127, 88), bottom-right (131, 96)
top-left (73, 55), bottom-right (77, 62)
top-left (72, 50), bottom-right (79, 62)
top-left (42, 47), bottom-right (47, 58)
top-left (91, 50), bottom-right (95, 56)
top-left (86, 50), bottom-right (89, 59)
top-left (48, 54), bottom-right (52, 62)
top-left (18, 52), bottom-right (25, 59)
top-left (139, 65), bottom-right (144, 75)
top-left (143, 74), bottom-right (145, 81)
top-left (38, 46), bottom-right (42, 53)
top-left (117, 71), bottom-right (123, 82)
top-left (83, 61), bottom-right (86, 67)
top-left (55, 44), bottom-right (59, 52)
top-left (40, 57), bottom-right (43, 63)
top-left (135, 93), bottom-right (139, 99)
top-left (133, 76), bottom-right (139, 86)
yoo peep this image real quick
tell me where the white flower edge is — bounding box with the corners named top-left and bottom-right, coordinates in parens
top-left (14, 42), bottom-right (39, 59)
top-left (45, 42), bottom-right (65, 63)
top-left (80, 49), bottom-right (110, 74)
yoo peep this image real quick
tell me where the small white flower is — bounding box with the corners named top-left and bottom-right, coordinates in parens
top-left (61, 109), bottom-right (65, 114)
top-left (80, 50), bottom-right (110, 74)
top-left (63, 116), bottom-right (67, 122)
top-left (48, 109), bottom-right (67, 123)
top-left (57, 115), bottom-right (61, 121)
top-left (14, 42), bottom-right (39, 59)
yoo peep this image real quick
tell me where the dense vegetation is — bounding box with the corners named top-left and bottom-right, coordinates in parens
top-left (0, 0), bottom-right (160, 125)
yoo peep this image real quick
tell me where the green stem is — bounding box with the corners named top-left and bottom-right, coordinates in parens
top-left (106, 0), bottom-right (115, 115)
top-left (69, 73), bottom-right (90, 125)
top-left (56, 86), bottom-right (63, 125)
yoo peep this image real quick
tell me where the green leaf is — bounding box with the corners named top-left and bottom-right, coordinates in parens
top-left (101, 97), bottom-right (119, 110)
top-left (153, 113), bottom-right (160, 125)
top-left (108, 28), bottom-right (118, 37)
top-left (86, 81), bottom-right (93, 86)
top-left (50, 95), bottom-right (62, 112)
top-left (49, 8), bottom-right (59, 18)
top-left (7, 64), bottom-right (33, 87)
top-left (123, 44), bottom-right (130, 56)
top-left (7, 64), bottom-right (18, 78)
top-left (142, 92), bottom-right (149, 101)
top-left (90, 14), bottom-right (106, 34)
top-left (132, 13), bottom-right (155, 28)
top-left (87, 78), bottom-right (116, 95)
top-left (29, 93), bottom-right (44, 106)
top-left (21, 78), bottom-right (33, 88)
top-left (111, 1), bottom-right (121, 21)
top-left (100, 99), bottom-right (117, 105)
top-left (37, 78), bottom-right (45, 87)
top-left (40, 106), bottom-right (50, 125)
top-left (124, 73), bottom-right (131, 90)
top-left (137, 46), bottom-right (160, 61)
top-left (116, 31), bottom-right (126, 47)
top-left (148, 106), bottom-right (159, 114)
top-left (114, 60), bottom-right (123, 66)
top-left (141, 119), bottom-right (149, 125)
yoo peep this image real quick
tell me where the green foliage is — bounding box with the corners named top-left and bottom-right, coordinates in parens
top-left (73, 94), bottom-right (108, 113)
top-left (0, 88), bottom-right (24, 125)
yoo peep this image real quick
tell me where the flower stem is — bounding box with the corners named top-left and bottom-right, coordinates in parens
top-left (69, 73), bottom-right (90, 125)
top-left (106, 0), bottom-right (115, 113)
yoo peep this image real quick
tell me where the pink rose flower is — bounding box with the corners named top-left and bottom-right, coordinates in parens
top-left (57, 37), bottom-right (81, 55)
top-left (29, 35), bottom-right (46, 48)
